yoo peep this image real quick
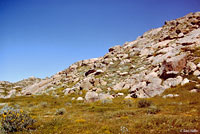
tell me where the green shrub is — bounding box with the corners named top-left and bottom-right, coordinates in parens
top-left (40, 102), bottom-right (48, 108)
top-left (55, 108), bottom-right (66, 115)
top-left (137, 99), bottom-right (152, 108)
top-left (123, 99), bottom-right (134, 107)
top-left (101, 99), bottom-right (113, 105)
top-left (147, 106), bottom-right (160, 114)
top-left (0, 105), bottom-right (35, 132)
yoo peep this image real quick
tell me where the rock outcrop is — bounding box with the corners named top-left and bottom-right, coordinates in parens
top-left (0, 77), bottom-right (41, 98)
top-left (1, 12), bottom-right (200, 101)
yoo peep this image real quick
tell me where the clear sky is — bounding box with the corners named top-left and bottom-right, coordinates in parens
top-left (0, 0), bottom-right (199, 82)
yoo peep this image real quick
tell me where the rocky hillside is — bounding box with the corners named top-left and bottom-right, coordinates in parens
top-left (2, 12), bottom-right (200, 101)
top-left (0, 77), bottom-right (41, 98)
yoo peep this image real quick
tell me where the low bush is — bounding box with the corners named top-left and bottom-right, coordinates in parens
top-left (137, 99), bottom-right (152, 108)
top-left (0, 105), bottom-right (35, 132)
top-left (40, 102), bottom-right (48, 108)
top-left (55, 108), bottom-right (66, 115)
top-left (147, 106), bottom-right (160, 114)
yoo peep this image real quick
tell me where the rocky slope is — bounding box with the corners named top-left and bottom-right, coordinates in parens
top-left (0, 77), bottom-right (41, 98)
top-left (1, 12), bottom-right (200, 101)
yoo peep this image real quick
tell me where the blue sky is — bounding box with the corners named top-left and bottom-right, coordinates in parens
top-left (0, 0), bottom-right (199, 82)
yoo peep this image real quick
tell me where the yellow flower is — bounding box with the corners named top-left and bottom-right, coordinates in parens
top-left (75, 119), bottom-right (86, 123)
top-left (2, 113), bottom-right (6, 118)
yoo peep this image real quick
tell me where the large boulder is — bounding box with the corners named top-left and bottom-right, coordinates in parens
top-left (181, 78), bottom-right (190, 86)
top-left (186, 62), bottom-right (197, 73)
top-left (109, 45), bottom-right (121, 52)
top-left (85, 69), bottom-right (96, 76)
top-left (77, 97), bottom-right (84, 101)
top-left (197, 63), bottom-right (200, 68)
top-left (63, 88), bottom-right (75, 95)
top-left (0, 89), bottom-right (4, 93)
top-left (163, 76), bottom-right (183, 89)
top-left (123, 83), bottom-right (132, 90)
top-left (193, 70), bottom-right (200, 76)
top-left (163, 94), bottom-right (179, 98)
top-left (145, 72), bottom-right (162, 85)
top-left (85, 91), bottom-right (99, 102)
top-left (141, 72), bottom-right (165, 97)
top-left (134, 89), bottom-right (149, 98)
top-left (140, 48), bottom-right (154, 57)
top-left (160, 54), bottom-right (187, 79)
top-left (80, 78), bottom-right (94, 90)
top-left (99, 93), bottom-right (114, 100)
top-left (113, 82), bottom-right (125, 91)
top-left (94, 69), bottom-right (104, 76)
top-left (130, 82), bottom-right (146, 93)
top-left (6, 89), bottom-right (17, 98)
top-left (145, 84), bottom-right (165, 97)
top-left (99, 79), bottom-right (107, 86)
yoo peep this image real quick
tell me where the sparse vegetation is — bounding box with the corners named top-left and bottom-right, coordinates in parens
top-left (146, 105), bottom-right (160, 114)
top-left (40, 102), bottom-right (48, 108)
top-left (137, 99), bottom-right (152, 108)
top-left (0, 84), bottom-right (199, 134)
top-left (55, 108), bottom-right (66, 115)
